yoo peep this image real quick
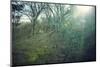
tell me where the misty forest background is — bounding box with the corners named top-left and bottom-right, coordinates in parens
top-left (12, 1), bottom-right (96, 65)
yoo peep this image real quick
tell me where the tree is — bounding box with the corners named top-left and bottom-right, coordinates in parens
top-left (11, 1), bottom-right (24, 26)
top-left (44, 4), bottom-right (72, 32)
top-left (19, 2), bottom-right (47, 35)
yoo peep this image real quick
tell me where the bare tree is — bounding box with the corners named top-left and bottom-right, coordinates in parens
top-left (44, 4), bottom-right (72, 32)
top-left (19, 2), bottom-right (47, 35)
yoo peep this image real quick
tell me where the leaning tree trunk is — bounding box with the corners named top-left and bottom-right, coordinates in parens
top-left (31, 10), bottom-right (43, 36)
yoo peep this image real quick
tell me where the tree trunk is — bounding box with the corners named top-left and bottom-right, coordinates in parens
top-left (32, 19), bottom-right (36, 35)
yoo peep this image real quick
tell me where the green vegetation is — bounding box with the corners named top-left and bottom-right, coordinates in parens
top-left (12, 1), bottom-right (96, 66)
